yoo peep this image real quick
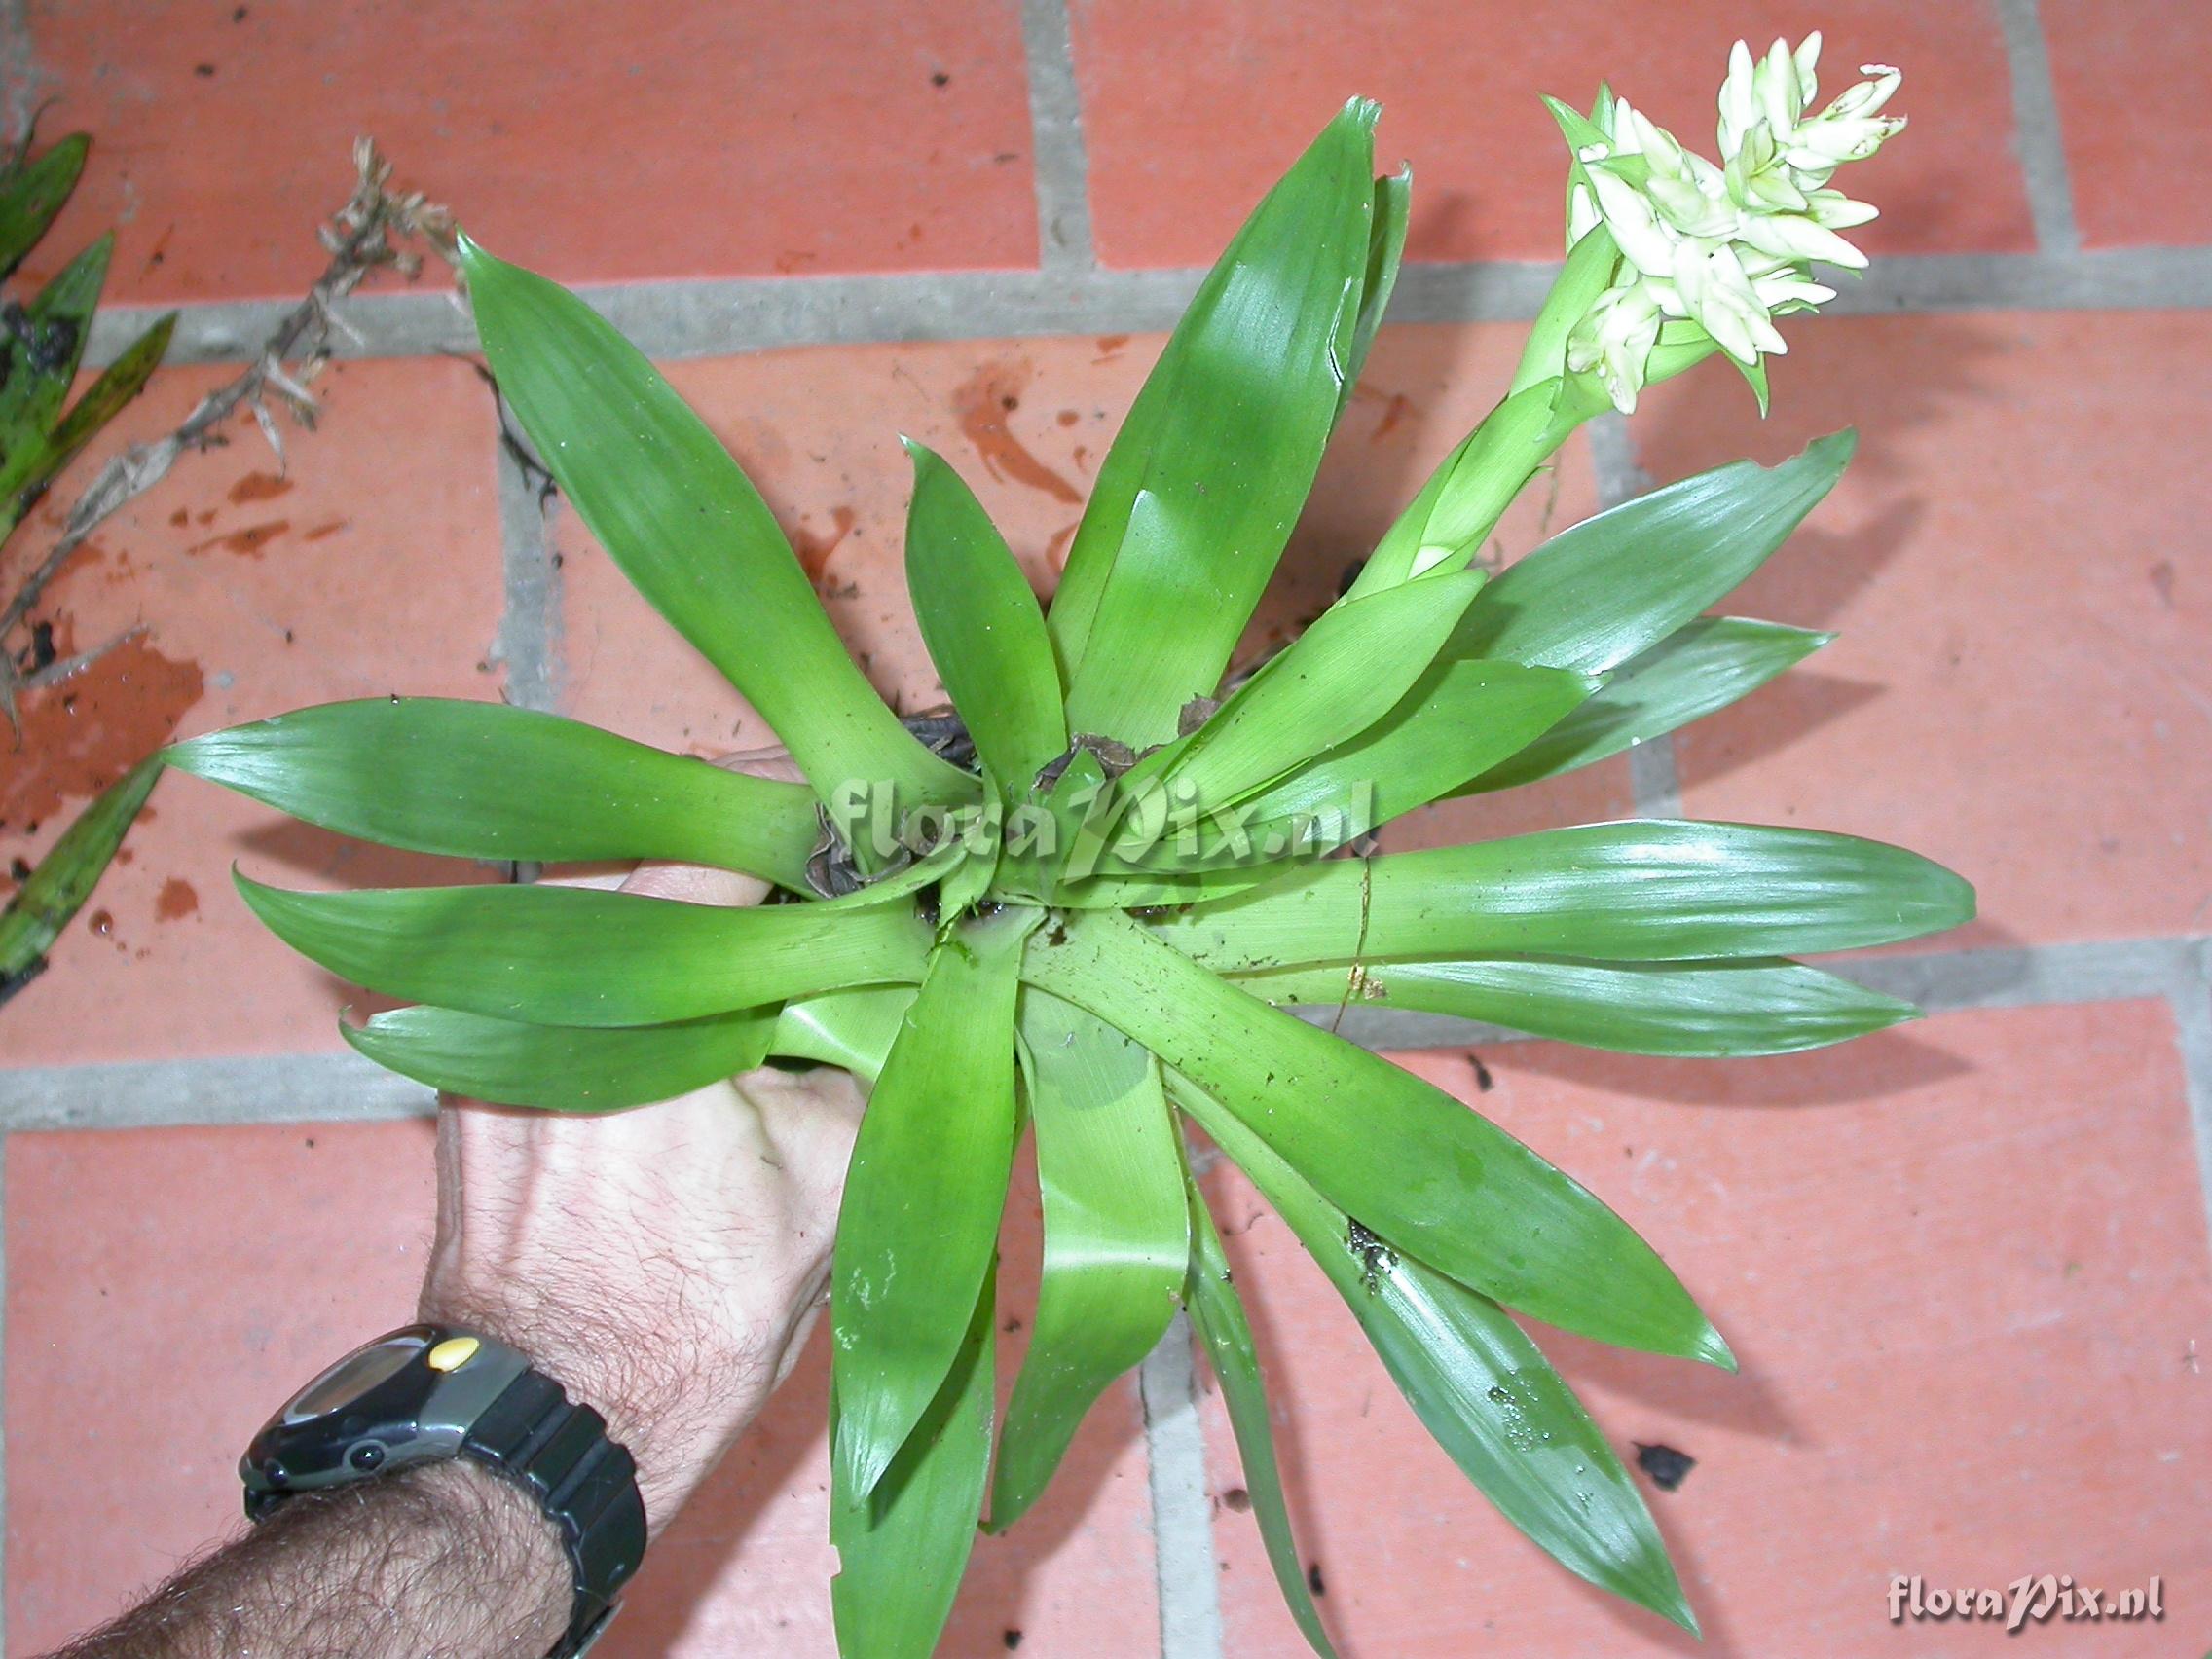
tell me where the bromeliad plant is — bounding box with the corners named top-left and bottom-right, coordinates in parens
top-left (166, 38), bottom-right (1962, 1653)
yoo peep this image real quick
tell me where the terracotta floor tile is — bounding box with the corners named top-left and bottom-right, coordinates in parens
top-left (1628, 312), bottom-right (2212, 948)
top-left (1196, 999), bottom-right (2212, 1656)
top-left (24, 0), bottom-right (1039, 307)
top-left (556, 322), bottom-right (1596, 769)
top-left (0, 358), bottom-right (507, 1066)
top-left (5, 1122), bottom-right (1158, 1657)
top-left (1070, 0), bottom-right (2031, 270)
top-left (2043, 2), bottom-right (2212, 249)
top-left (5, 1120), bottom-right (439, 1652)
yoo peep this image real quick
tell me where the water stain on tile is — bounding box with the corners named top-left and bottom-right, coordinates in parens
top-left (226, 470), bottom-right (292, 504)
top-left (950, 360), bottom-right (1081, 504)
top-left (154, 877), bottom-right (199, 921)
top-left (0, 635), bottom-right (204, 830)
top-left (302, 520), bottom-right (349, 541)
top-left (792, 505), bottom-right (857, 582)
top-left (186, 520), bottom-right (289, 558)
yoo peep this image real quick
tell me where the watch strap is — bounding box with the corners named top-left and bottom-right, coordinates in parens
top-left (462, 1369), bottom-right (647, 1658)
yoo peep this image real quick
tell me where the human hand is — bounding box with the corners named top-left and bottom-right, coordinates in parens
top-left (417, 750), bottom-right (864, 1532)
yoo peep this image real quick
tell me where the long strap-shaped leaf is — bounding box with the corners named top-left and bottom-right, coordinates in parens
top-left (0, 757), bottom-right (161, 1005)
top-left (1022, 911), bottom-right (1727, 1364)
top-left (1183, 1174), bottom-right (1338, 1659)
top-left (1152, 821), bottom-right (1974, 969)
top-left (903, 441), bottom-right (1066, 798)
top-left (1462, 617), bottom-right (1829, 793)
top-left (1452, 430), bottom-right (1854, 673)
top-left (237, 876), bottom-right (931, 1025)
top-left (0, 133), bottom-right (89, 279)
top-left (831, 1265), bottom-right (996, 1659)
top-left (833, 909), bottom-right (1031, 1498)
top-left (1185, 1082), bottom-right (1696, 1634)
top-left (1330, 166), bottom-right (1410, 425)
top-left (1052, 102), bottom-right (1378, 745)
top-left (458, 239), bottom-right (974, 825)
top-left (771, 986), bottom-right (916, 1084)
top-left (0, 312), bottom-right (176, 553)
top-left (1106, 660), bottom-right (1597, 869)
top-left (344, 1004), bottom-right (775, 1110)
top-left (1144, 568), bottom-right (1486, 810)
top-left (171, 699), bottom-right (822, 888)
top-left (1235, 956), bottom-right (1919, 1057)
top-left (0, 235), bottom-right (110, 500)
top-left (990, 987), bottom-right (1188, 1530)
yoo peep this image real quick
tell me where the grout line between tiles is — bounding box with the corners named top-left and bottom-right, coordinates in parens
top-left (1137, 1315), bottom-right (1225, 1659)
top-left (1994, 0), bottom-right (2083, 255)
top-left (489, 413), bottom-right (562, 715)
top-left (1018, 0), bottom-right (1095, 274)
top-left (2163, 944), bottom-right (2212, 1264)
top-left (78, 244), bottom-right (2212, 372)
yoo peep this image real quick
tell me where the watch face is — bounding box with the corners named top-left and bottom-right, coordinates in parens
top-left (282, 1333), bottom-right (426, 1423)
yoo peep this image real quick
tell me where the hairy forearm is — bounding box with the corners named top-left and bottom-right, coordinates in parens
top-left (48, 1463), bottom-right (571, 1659)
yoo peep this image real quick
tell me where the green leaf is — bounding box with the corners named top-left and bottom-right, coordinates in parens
top-left (456, 237), bottom-right (974, 829)
top-left (1334, 165), bottom-right (1410, 421)
top-left (1052, 102), bottom-right (1379, 744)
top-left (832, 1265), bottom-right (996, 1659)
top-left (342, 1004), bottom-right (775, 1110)
top-left (1452, 430), bottom-right (1854, 674)
top-left (0, 134), bottom-right (88, 279)
top-left (990, 987), bottom-right (1187, 1530)
top-left (1022, 910), bottom-right (1727, 1365)
top-left (0, 756), bottom-right (161, 1006)
top-left (903, 440), bottom-right (1066, 798)
top-left (0, 312), bottom-right (175, 546)
top-left (1183, 1177), bottom-right (1338, 1658)
top-left (771, 986), bottom-right (915, 1084)
top-left (1187, 1088), bottom-right (1694, 1633)
top-left (1130, 660), bottom-right (1597, 863)
top-left (1144, 567), bottom-right (1486, 813)
top-left (1235, 956), bottom-right (1920, 1057)
top-left (0, 236), bottom-right (111, 501)
top-left (236, 875), bottom-right (931, 1026)
top-left (833, 909), bottom-right (1032, 1498)
top-left (169, 698), bottom-right (823, 888)
top-left (1153, 821), bottom-right (1975, 969)
top-left (1462, 617), bottom-right (1830, 793)
top-left (1512, 224), bottom-right (1620, 394)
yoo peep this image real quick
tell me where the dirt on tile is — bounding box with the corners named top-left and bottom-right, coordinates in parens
top-left (154, 877), bottom-right (200, 921)
top-left (951, 360), bottom-right (1080, 504)
top-left (0, 634), bottom-right (204, 830)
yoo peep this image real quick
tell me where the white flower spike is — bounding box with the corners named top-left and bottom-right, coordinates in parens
top-left (1563, 33), bottom-right (1905, 412)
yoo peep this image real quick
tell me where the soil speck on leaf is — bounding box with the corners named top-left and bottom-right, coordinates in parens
top-left (950, 361), bottom-right (1080, 503)
top-left (155, 877), bottom-right (199, 921)
top-left (1635, 1442), bottom-right (1695, 1492)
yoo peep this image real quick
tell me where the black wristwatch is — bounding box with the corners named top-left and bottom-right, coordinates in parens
top-left (240, 1323), bottom-right (647, 1658)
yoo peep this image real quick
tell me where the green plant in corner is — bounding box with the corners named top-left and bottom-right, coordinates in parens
top-left (162, 38), bottom-right (1957, 1653)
